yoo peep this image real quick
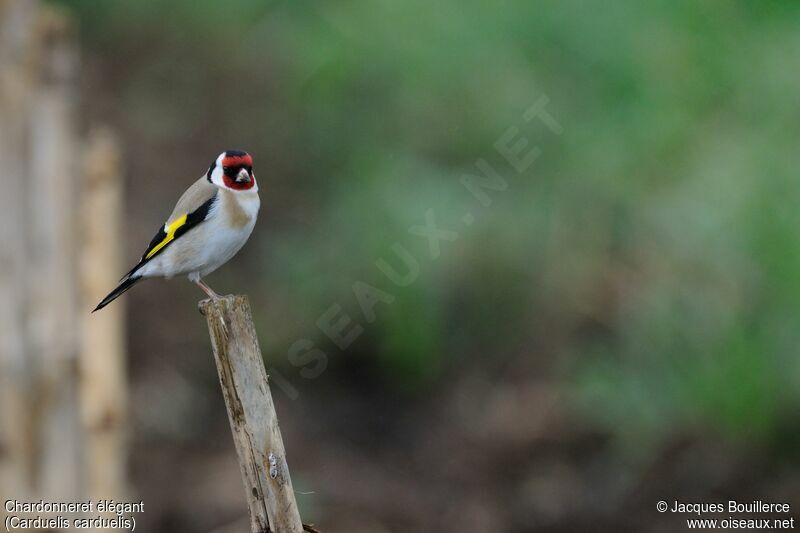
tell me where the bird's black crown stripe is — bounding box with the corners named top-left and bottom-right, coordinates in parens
top-left (206, 160), bottom-right (216, 181)
top-left (224, 149), bottom-right (248, 157)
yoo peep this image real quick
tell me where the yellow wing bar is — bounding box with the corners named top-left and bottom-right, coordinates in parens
top-left (145, 214), bottom-right (188, 260)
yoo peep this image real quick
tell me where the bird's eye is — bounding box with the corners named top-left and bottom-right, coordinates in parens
top-left (222, 166), bottom-right (231, 173)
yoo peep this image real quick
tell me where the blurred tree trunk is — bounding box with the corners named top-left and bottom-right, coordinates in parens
top-left (26, 5), bottom-right (82, 501)
top-left (0, 0), bottom-right (128, 523)
top-left (80, 128), bottom-right (128, 508)
top-left (0, 0), bottom-right (38, 499)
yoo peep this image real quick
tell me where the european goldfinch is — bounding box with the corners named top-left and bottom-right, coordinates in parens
top-left (93, 149), bottom-right (260, 312)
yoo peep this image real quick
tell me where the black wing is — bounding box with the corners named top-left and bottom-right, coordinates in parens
top-left (121, 193), bottom-right (217, 280)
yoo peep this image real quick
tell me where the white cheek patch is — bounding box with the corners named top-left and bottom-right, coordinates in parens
top-left (209, 153), bottom-right (226, 187)
top-left (211, 167), bottom-right (224, 186)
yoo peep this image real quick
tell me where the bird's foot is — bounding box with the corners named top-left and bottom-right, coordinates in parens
top-left (196, 278), bottom-right (222, 300)
top-left (195, 279), bottom-right (228, 337)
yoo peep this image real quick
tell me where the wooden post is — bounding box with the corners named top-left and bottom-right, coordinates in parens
top-left (199, 296), bottom-right (306, 533)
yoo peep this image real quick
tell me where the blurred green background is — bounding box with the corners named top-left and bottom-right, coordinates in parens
top-left (51, 0), bottom-right (800, 531)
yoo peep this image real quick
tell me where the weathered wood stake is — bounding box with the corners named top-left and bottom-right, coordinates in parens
top-left (199, 295), bottom-right (305, 533)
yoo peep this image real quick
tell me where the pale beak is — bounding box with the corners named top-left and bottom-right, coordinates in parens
top-left (236, 168), bottom-right (251, 183)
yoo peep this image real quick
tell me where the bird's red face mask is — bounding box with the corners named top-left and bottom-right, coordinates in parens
top-left (220, 153), bottom-right (255, 190)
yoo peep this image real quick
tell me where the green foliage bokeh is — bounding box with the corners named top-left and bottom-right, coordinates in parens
top-left (56, 0), bottom-right (800, 445)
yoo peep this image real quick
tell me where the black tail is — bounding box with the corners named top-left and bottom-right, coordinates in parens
top-left (92, 276), bottom-right (142, 312)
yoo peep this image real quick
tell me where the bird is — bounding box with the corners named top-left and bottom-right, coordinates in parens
top-left (93, 149), bottom-right (260, 312)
